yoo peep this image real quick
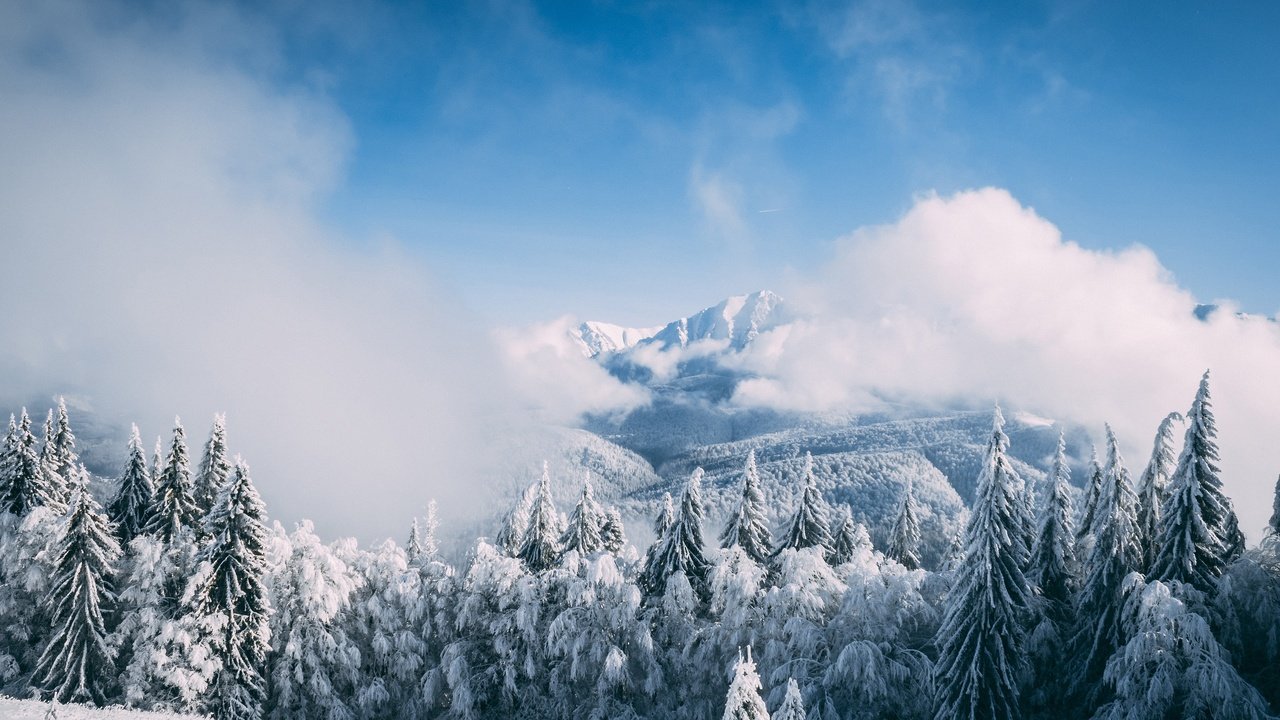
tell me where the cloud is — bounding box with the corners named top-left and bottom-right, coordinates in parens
top-left (727, 188), bottom-right (1280, 539)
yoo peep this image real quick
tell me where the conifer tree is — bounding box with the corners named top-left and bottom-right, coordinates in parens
top-left (600, 506), bottom-right (626, 553)
top-left (518, 461), bottom-right (562, 573)
top-left (2, 409), bottom-right (59, 516)
top-left (933, 407), bottom-right (1031, 720)
top-left (39, 409), bottom-right (68, 505)
top-left (422, 498), bottom-right (440, 563)
top-left (1270, 474), bottom-right (1280, 537)
top-left (772, 678), bottom-right (806, 720)
top-left (722, 646), bottom-right (769, 720)
top-left (1026, 432), bottom-right (1077, 713)
top-left (885, 479), bottom-right (922, 570)
top-left (48, 398), bottom-right (80, 499)
top-left (0, 414), bottom-right (17, 496)
top-left (773, 453), bottom-right (831, 557)
top-left (827, 505), bottom-right (861, 566)
top-left (1151, 371), bottom-right (1240, 595)
top-left (194, 414), bottom-right (231, 517)
top-left (145, 418), bottom-right (201, 543)
top-left (720, 450), bottom-right (773, 565)
top-left (1135, 412), bottom-right (1182, 572)
top-left (1071, 425), bottom-right (1140, 707)
top-left (191, 459), bottom-right (272, 720)
top-left (560, 476), bottom-right (604, 557)
top-left (641, 492), bottom-right (677, 582)
top-left (494, 481), bottom-right (536, 556)
top-left (109, 424), bottom-right (156, 545)
top-left (641, 468), bottom-right (711, 600)
top-left (151, 436), bottom-right (164, 496)
top-left (34, 482), bottom-right (122, 704)
top-left (406, 517), bottom-right (424, 564)
top-left (1076, 446), bottom-right (1103, 544)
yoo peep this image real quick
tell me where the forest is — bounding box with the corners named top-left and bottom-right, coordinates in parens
top-left (0, 372), bottom-right (1278, 720)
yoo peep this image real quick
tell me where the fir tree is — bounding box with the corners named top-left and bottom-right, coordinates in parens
top-left (494, 481), bottom-right (536, 557)
top-left (145, 418), bottom-right (201, 543)
top-left (560, 476), bottom-right (604, 557)
top-left (109, 424), bottom-right (156, 546)
top-left (1135, 412), bottom-right (1182, 572)
top-left (1026, 432), bottom-right (1078, 713)
top-left (933, 406), bottom-right (1031, 720)
top-left (2, 409), bottom-right (59, 516)
top-left (641, 468), bottom-right (711, 601)
top-left (406, 517), bottom-right (424, 564)
top-left (518, 462), bottom-right (562, 573)
top-left (641, 492), bottom-right (676, 577)
top-left (0, 414), bottom-right (17, 496)
top-left (39, 409), bottom-right (68, 506)
top-left (600, 506), bottom-right (626, 553)
top-left (722, 647), bottom-right (769, 720)
top-left (773, 453), bottom-right (831, 557)
top-left (885, 479), bottom-right (922, 570)
top-left (34, 482), bottom-right (122, 705)
top-left (1270, 474), bottom-right (1280, 536)
top-left (827, 505), bottom-right (861, 566)
top-left (422, 499), bottom-right (440, 563)
top-left (1071, 425), bottom-right (1141, 707)
top-left (720, 450), bottom-right (773, 565)
top-left (772, 678), bottom-right (806, 720)
top-left (48, 398), bottom-right (80, 499)
top-left (194, 414), bottom-right (231, 517)
top-left (1076, 445), bottom-right (1103, 545)
top-left (1151, 371), bottom-right (1239, 595)
top-left (191, 459), bottom-right (272, 720)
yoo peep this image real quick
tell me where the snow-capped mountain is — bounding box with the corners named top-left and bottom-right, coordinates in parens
top-left (569, 290), bottom-right (786, 358)
top-left (569, 321), bottom-right (662, 357)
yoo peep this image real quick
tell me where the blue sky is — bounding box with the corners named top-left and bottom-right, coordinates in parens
top-left (133, 0), bottom-right (1280, 324)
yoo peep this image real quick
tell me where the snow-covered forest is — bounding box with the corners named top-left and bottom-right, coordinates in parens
top-left (1, 373), bottom-right (1278, 720)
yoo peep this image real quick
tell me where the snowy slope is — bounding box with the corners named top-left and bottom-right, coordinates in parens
top-left (643, 289), bottom-right (785, 351)
top-left (0, 697), bottom-right (203, 719)
top-left (569, 321), bottom-right (662, 357)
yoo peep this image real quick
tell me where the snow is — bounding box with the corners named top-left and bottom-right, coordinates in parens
top-left (569, 321), bottom-right (662, 357)
top-left (0, 696), bottom-right (204, 719)
top-left (1013, 410), bottom-right (1055, 428)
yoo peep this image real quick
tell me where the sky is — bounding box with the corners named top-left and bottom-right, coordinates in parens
top-left (3, 0), bottom-right (1280, 542)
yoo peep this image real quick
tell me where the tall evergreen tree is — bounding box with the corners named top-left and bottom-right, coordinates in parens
top-left (194, 414), bottom-right (231, 517)
top-left (772, 678), bottom-right (806, 720)
top-left (1135, 412), bottom-right (1182, 572)
top-left (1151, 372), bottom-right (1241, 596)
top-left (191, 459), bottom-right (272, 720)
top-left (39, 409), bottom-right (67, 506)
top-left (933, 406), bottom-right (1031, 720)
top-left (1026, 432), bottom-right (1078, 713)
top-left (109, 424), bottom-right (156, 545)
top-left (406, 517), bottom-right (424, 564)
top-left (722, 646), bottom-right (769, 720)
top-left (641, 492), bottom-right (676, 577)
top-left (1269, 474), bottom-right (1280, 537)
top-left (49, 398), bottom-right (80, 499)
top-left (145, 418), bottom-right (201, 543)
top-left (1076, 446), bottom-right (1103, 544)
top-left (600, 506), bottom-right (626, 553)
top-left (34, 482), bottom-right (122, 704)
top-left (720, 450), bottom-right (773, 565)
top-left (1071, 425), bottom-right (1141, 707)
top-left (422, 498), bottom-right (440, 563)
top-left (641, 468), bottom-right (712, 600)
top-left (494, 481), bottom-right (536, 556)
top-left (560, 476), bottom-right (604, 557)
top-left (827, 505), bottom-right (863, 566)
top-left (773, 453), bottom-right (831, 557)
top-left (2, 409), bottom-right (59, 516)
top-left (518, 462), bottom-right (562, 573)
top-left (885, 479), bottom-right (922, 570)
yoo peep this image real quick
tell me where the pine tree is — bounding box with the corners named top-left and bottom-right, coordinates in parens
top-left (560, 476), bottom-right (604, 557)
top-left (191, 459), bottom-right (272, 720)
top-left (641, 468), bottom-right (711, 601)
top-left (827, 505), bottom-right (862, 566)
top-left (193, 414), bottom-right (231, 517)
top-left (518, 461), bottom-right (562, 573)
top-left (600, 506), bottom-right (626, 553)
top-left (494, 481), bottom-right (536, 556)
top-left (1135, 412), bottom-right (1182, 572)
top-left (1076, 445), bottom-right (1103, 544)
top-left (722, 646), bottom-right (769, 720)
top-left (151, 436), bottom-right (164, 496)
top-left (39, 409), bottom-right (68, 506)
top-left (721, 450), bottom-right (773, 565)
top-left (406, 517), bottom-right (424, 564)
top-left (1270, 474), bottom-right (1280, 537)
top-left (109, 424), bottom-right (156, 546)
top-left (1151, 371), bottom-right (1239, 596)
top-left (422, 499), bottom-right (440, 563)
top-left (933, 406), bottom-right (1031, 720)
top-left (48, 398), bottom-right (80, 499)
top-left (0, 414), bottom-right (17, 497)
top-left (885, 479), bottom-right (922, 570)
top-left (772, 678), bottom-right (806, 720)
top-left (145, 418), bottom-right (201, 543)
top-left (773, 453), bottom-right (831, 557)
top-left (34, 481), bottom-right (122, 704)
top-left (2, 409), bottom-right (59, 516)
top-left (1026, 432), bottom-right (1077, 713)
top-left (1071, 425), bottom-right (1141, 707)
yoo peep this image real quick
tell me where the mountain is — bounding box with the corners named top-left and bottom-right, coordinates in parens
top-left (569, 290), bottom-right (786, 358)
top-left (569, 321), bottom-right (662, 357)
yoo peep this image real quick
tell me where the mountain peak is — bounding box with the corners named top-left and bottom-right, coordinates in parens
top-left (569, 290), bottom-right (786, 358)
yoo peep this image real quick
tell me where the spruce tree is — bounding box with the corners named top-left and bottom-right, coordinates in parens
top-left (641, 468), bottom-right (712, 600)
top-left (827, 505), bottom-right (861, 566)
top-left (1135, 412), bottom-right (1182, 573)
top-left (722, 646), bottom-right (769, 720)
top-left (773, 453), bottom-right (831, 556)
top-left (1026, 432), bottom-right (1078, 713)
top-left (772, 678), bottom-right (806, 720)
top-left (422, 499), bottom-right (440, 562)
top-left (1071, 425), bottom-right (1141, 707)
top-left (145, 418), bottom-right (201, 543)
top-left (0, 414), bottom-right (19, 507)
top-left (49, 398), bottom-right (80, 499)
top-left (600, 506), bottom-right (626, 553)
top-left (109, 424), bottom-right (156, 545)
top-left (518, 461), bottom-right (562, 573)
top-left (494, 481), bottom-right (536, 556)
top-left (1269, 474), bottom-right (1280, 536)
top-left (34, 482), bottom-right (122, 704)
top-left (642, 492), bottom-right (676, 578)
top-left (720, 450), bottom-right (773, 565)
top-left (406, 517), bottom-right (424, 564)
top-left (1077, 446), bottom-right (1103, 544)
top-left (1151, 371), bottom-right (1240, 595)
top-left (933, 406), bottom-right (1031, 720)
top-left (885, 479), bottom-right (922, 570)
top-left (560, 476), bottom-right (605, 557)
top-left (191, 459), bottom-right (272, 720)
top-left (2, 409), bottom-right (58, 516)
top-left (193, 414), bottom-right (231, 517)
top-left (39, 409), bottom-right (68, 506)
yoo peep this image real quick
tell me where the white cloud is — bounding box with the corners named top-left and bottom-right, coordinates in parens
top-left (728, 188), bottom-right (1280, 539)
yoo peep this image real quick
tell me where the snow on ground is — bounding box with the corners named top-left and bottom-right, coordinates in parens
top-left (0, 696), bottom-right (204, 719)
